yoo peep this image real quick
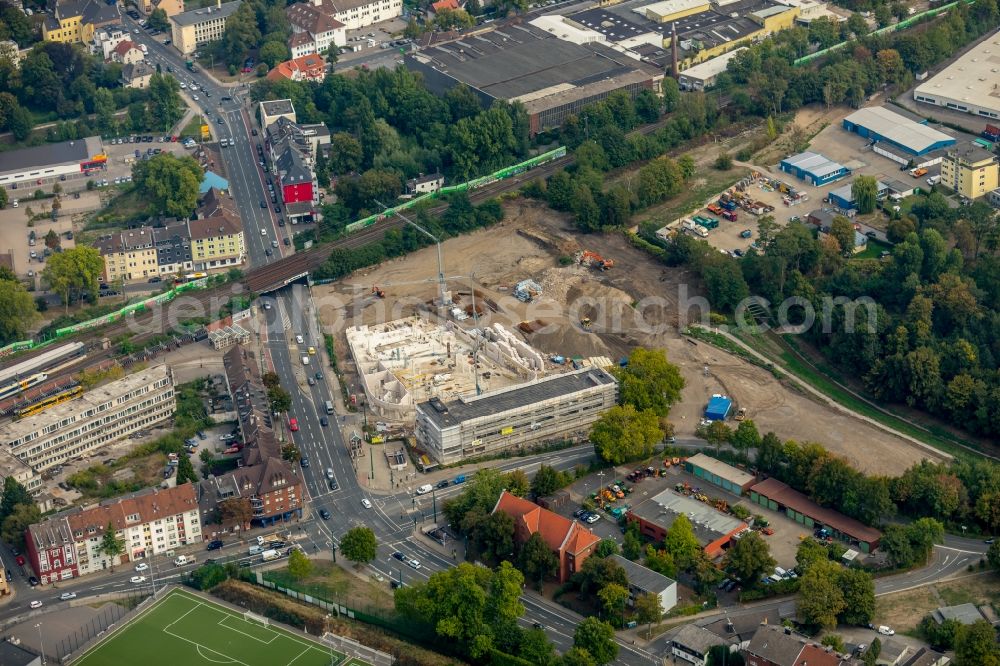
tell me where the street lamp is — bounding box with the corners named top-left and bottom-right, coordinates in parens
top-left (34, 622), bottom-right (46, 666)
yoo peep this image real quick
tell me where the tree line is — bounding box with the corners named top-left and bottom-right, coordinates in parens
top-left (719, 0), bottom-right (999, 113)
top-left (0, 42), bottom-right (179, 143)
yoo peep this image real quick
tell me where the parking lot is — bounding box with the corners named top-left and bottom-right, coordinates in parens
top-left (555, 462), bottom-right (809, 573)
top-left (100, 135), bottom-right (194, 185)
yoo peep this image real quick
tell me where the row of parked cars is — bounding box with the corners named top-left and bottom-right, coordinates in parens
top-left (573, 508), bottom-right (601, 524)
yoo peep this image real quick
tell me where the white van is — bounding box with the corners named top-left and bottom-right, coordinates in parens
top-left (174, 554), bottom-right (193, 566)
top-left (301, 355), bottom-right (310, 365)
top-left (249, 545), bottom-right (263, 555)
top-left (295, 334), bottom-right (304, 345)
top-left (261, 549), bottom-right (280, 561)
top-left (416, 484), bottom-right (433, 495)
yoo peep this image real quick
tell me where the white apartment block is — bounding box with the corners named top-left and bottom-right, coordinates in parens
top-left (294, 0), bottom-right (402, 33)
top-left (26, 484), bottom-right (201, 584)
top-left (95, 24), bottom-right (129, 59)
top-left (0, 365), bottom-right (174, 472)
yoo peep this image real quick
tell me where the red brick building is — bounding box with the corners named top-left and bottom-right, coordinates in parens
top-left (492, 490), bottom-right (599, 582)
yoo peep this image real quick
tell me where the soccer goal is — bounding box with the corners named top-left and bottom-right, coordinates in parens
top-left (242, 610), bottom-right (269, 627)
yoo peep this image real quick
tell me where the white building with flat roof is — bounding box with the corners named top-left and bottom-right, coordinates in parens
top-left (914, 30), bottom-right (1000, 121)
top-left (415, 367), bottom-right (618, 464)
top-left (678, 47), bottom-right (746, 90)
top-left (0, 365), bottom-right (174, 471)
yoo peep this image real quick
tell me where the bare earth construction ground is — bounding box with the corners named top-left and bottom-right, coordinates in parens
top-left (314, 201), bottom-right (945, 476)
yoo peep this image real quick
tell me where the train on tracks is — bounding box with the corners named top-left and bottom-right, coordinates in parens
top-left (0, 342), bottom-right (85, 388)
top-left (14, 385), bottom-right (84, 419)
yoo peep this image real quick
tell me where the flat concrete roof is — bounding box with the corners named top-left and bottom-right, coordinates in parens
top-left (679, 46), bottom-right (747, 80)
top-left (630, 488), bottom-right (745, 544)
top-left (685, 453), bottom-right (755, 487)
top-left (0, 365), bottom-right (170, 442)
top-left (408, 24), bottom-right (658, 102)
top-left (844, 106), bottom-right (955, 154)
top-left (417, 367), bottom-right (617, 429)
top-left (171, 1), bottom-right (239, 26)
top-left (915, 31), bottom-right (1000, 116)
top-left (0, 137), bottom-right (102, 178)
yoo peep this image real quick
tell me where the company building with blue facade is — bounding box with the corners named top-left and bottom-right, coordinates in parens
top-left (842, 106), bottom-right (956, 155)
top-left (779, 152), bottom-right (851, 186)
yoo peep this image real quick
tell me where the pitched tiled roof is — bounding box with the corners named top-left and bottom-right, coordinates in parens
top-left (197, 187), bottom-right (237, 219)
top-left (29, 484), bottom-right (198, 548)
top-left (276, 145), bottom-right (312, 185)
top-left (494, 490), bottom-right (599, 555)
top-left (267, 54), bottom-right (326, 81)
top-left (286, 2), bottom-right (343, 36)
top-left (95, 226), bottom-right (155, 255)
top-left (432, 0), bottom-right (460, 11)
top-left (123, 60), bottom-right (155, 82)
top-left (188, 210), bottom-right (242, 240)
top-left (112, 39), bottom-right (139, 57)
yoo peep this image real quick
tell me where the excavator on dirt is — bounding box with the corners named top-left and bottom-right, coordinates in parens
top-left (372, 285), bottom-right (385, 298)
top-left (576, 250), bottom-right (614, 271)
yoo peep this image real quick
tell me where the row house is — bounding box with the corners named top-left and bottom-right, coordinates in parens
top-left (265, 116), bottom-right (330, 224)
top-left (96, 226), bottom-right (158, 283)
top-left (25, 483), bottom-right (200, 584)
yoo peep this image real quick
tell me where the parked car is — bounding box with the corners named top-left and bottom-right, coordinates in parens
top-left (361, 499), bottom-right (372, 509)
top-left (408, 558), bottom-right (421, 570)
top-left (30, 600), bottom-right (43, 609)
top-left (28, 575), bottom-right (39, 586)
top-left (206, 540), bottom-right (224, 551)
top-left (392, 551), bottom-right (406, 562)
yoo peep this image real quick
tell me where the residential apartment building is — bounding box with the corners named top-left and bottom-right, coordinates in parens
top-left (493, 491), bottom-right (599, 582)
top-left (0, 365), bottom-right (174, 472)
top-left (744, 624), bottom-right (862, 666)
top-left (259, 99), bottom-right (296, 129)
top-left (288, 0), bottom-right (401, 33)
top-left (122, 60), bottom-right (155, 88)
top-left (415, 367), bottom-right (618, 465)
top-left (95, 24), bottom-right (129, 59)
top-left (169, 0), bottom-right (239, 55)
top-left (24, 484), bottom-right (201, 584)
top-left (152, 220), bottom-right (193, 276)
top-left (139, 0), bottom-right (184, 17)
top-left (197, 345), bottom-right (303, 538)
top-left (285, 1), bottom-right (345, 58)
top-left (266, 116), bottom-right (329, 223)
top-left (96, 226), bottom-right (158, 283)
top-left (42, 0), bottom-right (119, 44)
top-left (189, 210), bottom-right (245, 271)
top-left (110, 39), bottom-right (144, 65)
top-left (940, 143), bottom-right (999, 199)
top-left (267, 54), bottom-right (328, 83)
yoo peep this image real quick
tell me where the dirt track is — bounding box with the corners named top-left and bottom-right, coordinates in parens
top-left (314, 201), bottom-right (945, 476)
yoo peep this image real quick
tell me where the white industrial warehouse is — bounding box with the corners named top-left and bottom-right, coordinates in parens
top-left (914, 31), bottom-right (1000, 121)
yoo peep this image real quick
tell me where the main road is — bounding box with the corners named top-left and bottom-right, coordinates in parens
top-left (121, 16), bottom-right (288, 269)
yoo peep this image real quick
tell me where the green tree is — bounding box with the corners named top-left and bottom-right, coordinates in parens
top-left (0, 279), bottom-right (39, 345)
top-left (729, 420), bottom-right (761, 452)
top-left (953, 620), bottom-right (1000, 666)
top-left (706, 646), bottom-right (744, 666)
top-left (42, 246), bottom-right (104, 309)
top-left (0, 502), bottom-right (40, 550)
top-left (595, 540), bottom-right (620, 558)
top-left (988, 539), bottom-right (1000, 569)
top-left (473, 510), bottom-right (515, 563)
top-left (190, 563), bottom-right (228, 590)
top-left (219, 497), bottom-right (254, 531)
top-left (8, 104), bottom-right (33, 141)
top-left (0, 477), bottom-right (33, 519)
top-left (97, 521), bottom-right (125, 571)
top-left (132, 152), bottom-right (203, 218)
top-left (703, 420), bottom-right (733, 454)
top-left (615, 348), bottom-right (685, 416)
top-left (287, 549), bottom-right (313, 578)
top-left (147, 73), bottom-right (184, 133)
top-left (268, 386), bottom-right (292, 413)
top-left (147, 7), bottom-right (170, 31)
top-left (328, 132), bottom-right (363, 175)
top-left (798, 560), bottom-right (845, 629)
top-left (852, 176), bottom-right (879, 215)
top-left (795, 537), bottom-right (832, 571)
top-left (531, 464), bottom-right (569, 497)
top-left (663, 514), bottom-right (701, 570)
top-left (830, 215), bottom-right (856, 255)
top-left (714, 153), bottom-right (733, 170)
top-left (573, 617), bottom-right (618, 665)
top-left (340, 526), bottom-right (378, 565)
top-left (838, 568), bottom-right (875, 626)
top-left (0, 188), bottom-right (7, 209)
top-left (864, 637), bottom-right (881, 666)
top-left (634, 592), bottom-right (663, 637)
top-left (575, 556), bottom-right (628, 595)
top-left (598, 582), bottom-right (629, 625)
top-left (722, 530), bottom-right (775, 584)
top-left (661, 77), bottom-right (680, 112)
top-left (572, 185), bottom-right (601, 232)
top-left (176, 455), bottom-right (197, 484)
top-left (847, 12), bottom-right (869, 37)
top-left (821, 634), bottom-right (845, 652)
top-left (520, 628), bottom-right (557, 666)
top-left (590, 405), bottom-right (664, 465)
top-left (623, 529), bottom-right (643, 561)
top-left (259, 40), bottom-right (290, 68)
top-left (561, 647), bottom-right (597, 666)
top-left (518, 531), bottom-right (558, 586)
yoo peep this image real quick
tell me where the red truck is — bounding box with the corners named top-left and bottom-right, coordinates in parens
top-left (707, 203), bottom-right (724, 215)
top-left (722, 210), bottom-right (738, 222)
top-left (984, 124), bottom-right (1000, 141)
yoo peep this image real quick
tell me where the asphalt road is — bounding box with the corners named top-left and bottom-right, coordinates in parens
top-left (121, 17), bottom-right (288, 270)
